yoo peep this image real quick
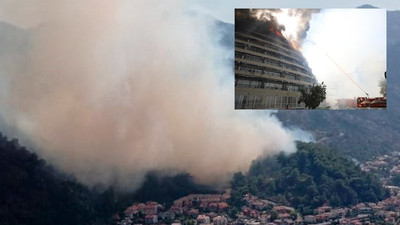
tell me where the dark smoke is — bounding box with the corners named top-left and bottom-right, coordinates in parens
top-left (292, 9), bottom-right (321, 44)
top-left (235, 9), bottom-right (285, 37)
top-left (235, 9), bottom-right (320, 49)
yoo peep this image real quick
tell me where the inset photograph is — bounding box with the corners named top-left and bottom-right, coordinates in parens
top-left (235, 9), bottom-right (386, 110)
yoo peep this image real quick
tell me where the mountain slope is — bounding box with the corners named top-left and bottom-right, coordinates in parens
top-left (230, 142), bottom-right (389, 214)
top-left (0, 132), bottom-right (217, 225)
top-left (0, 133), bottom-right (101, 225)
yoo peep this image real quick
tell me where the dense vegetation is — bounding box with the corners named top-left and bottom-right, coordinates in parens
top-left (0, 132), bottom-right (128, 225)
top-left (230, 142), bottom-right (389, 214)
top-left (134, 172), bottom-right (217, 208)
top-left (0, 132), bottom-right (215, 225)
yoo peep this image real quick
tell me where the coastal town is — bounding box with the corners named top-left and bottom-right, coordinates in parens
top-left (115, 150), bottom-right (400, 225)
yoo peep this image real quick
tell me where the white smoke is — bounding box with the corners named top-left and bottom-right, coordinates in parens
top-left (302, 9), bottom-right (386, 104)
top-left (0, 0), bottom-right (304, 189)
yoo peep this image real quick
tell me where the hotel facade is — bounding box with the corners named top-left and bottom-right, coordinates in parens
top-left (235, 24), bottom-right (318, 109)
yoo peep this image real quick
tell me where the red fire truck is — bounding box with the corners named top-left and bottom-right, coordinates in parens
top-left (357, 97), bottom-right (386, 108)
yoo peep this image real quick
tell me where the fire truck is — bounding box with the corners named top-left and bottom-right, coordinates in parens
top-left (356, 71), bottom-right (386, 109)
top-left (356, 97), bottom-right (386, 108)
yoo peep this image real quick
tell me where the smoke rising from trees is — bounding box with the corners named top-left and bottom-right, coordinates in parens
top-left (0, 0), bottom-right (306, 190)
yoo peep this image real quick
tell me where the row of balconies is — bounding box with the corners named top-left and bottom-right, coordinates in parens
top-left (235, 50), bottom-right (310, 76)
top-left (234, 41), bottom-right (312, 77)
top-left (235, 62), bottom-right (316, 84)
top-left (235, 38), bottom-right (304, 67)
top-left (236, 32), bottom-right (303, 62)
top-left (235, 78), bottom-right (302, 92)
top-left (235, 28), bottom-right (297, 56)
top-left (235, 94), bottom-right (305, 109)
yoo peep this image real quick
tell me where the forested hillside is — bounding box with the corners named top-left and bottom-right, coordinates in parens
top-left (230, 142), bottom-right (389, 215)
top-left (0, 132), bottom-right (124, 225)
top-left (0, 132), bottom-right (215, 225)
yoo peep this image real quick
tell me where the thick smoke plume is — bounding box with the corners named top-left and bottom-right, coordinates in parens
top-left (0, 0), bottom-right (302, 190)
top-left (286, 9), bottom-right (321, 47)
top-left (236, 9), bottom-right (320, 49)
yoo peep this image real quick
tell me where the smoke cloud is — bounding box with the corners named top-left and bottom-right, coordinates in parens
top-left (236, 9), bottom-right (320, 49)
top-left (0, 0), bottom-right (303, 189)
top-left (287, 9), bottom-right (321, 46)
top-left (302, 9), bottom-right (386, 105)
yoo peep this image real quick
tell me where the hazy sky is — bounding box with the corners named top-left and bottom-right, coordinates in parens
top-left (303, 9), bottom-right (386, 105)
top-left (1, 0), bottom-right (398, 28)
top-left (193, 0), bottom-right (399, 23)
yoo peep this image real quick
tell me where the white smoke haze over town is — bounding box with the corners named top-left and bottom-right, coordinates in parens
top-left (0, 0), bottom-right (310, 190)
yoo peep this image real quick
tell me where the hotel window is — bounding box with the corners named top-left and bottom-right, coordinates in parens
top-left (250, 81), bottom-right (262, 88)
top-left (235, 42), bottom-right (245, 49)
top-left (254, 68), bottom-right (262, 74)
top-left (239, 66), bottom-right (250, 72)
top-left (236, 79), bottom-right (250, 88)
top-left (235, 52), bottom-right (244, 59)
top-left (255, 96), bottom-right (262, 108)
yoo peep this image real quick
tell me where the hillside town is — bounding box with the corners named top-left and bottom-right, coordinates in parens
top-left (360, 151), bottom-right (400, 191)
top-left (114, 151), bottom-right (400, 225)
top-left (115, 191), bottom-right (400, 225)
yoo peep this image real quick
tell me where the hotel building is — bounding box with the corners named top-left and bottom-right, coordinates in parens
top-left (235, 20), bottom-right (318, 109)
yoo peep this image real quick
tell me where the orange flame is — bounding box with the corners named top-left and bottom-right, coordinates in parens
top-left (269, 26), bottom-right (283, 38)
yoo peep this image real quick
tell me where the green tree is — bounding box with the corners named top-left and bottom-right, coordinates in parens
top-left (232, 172), bottom-right (247, 187)
top-left (298, 83), bottom-right (327, 109)
top-left (228, 207), bottom-right (239, 219)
